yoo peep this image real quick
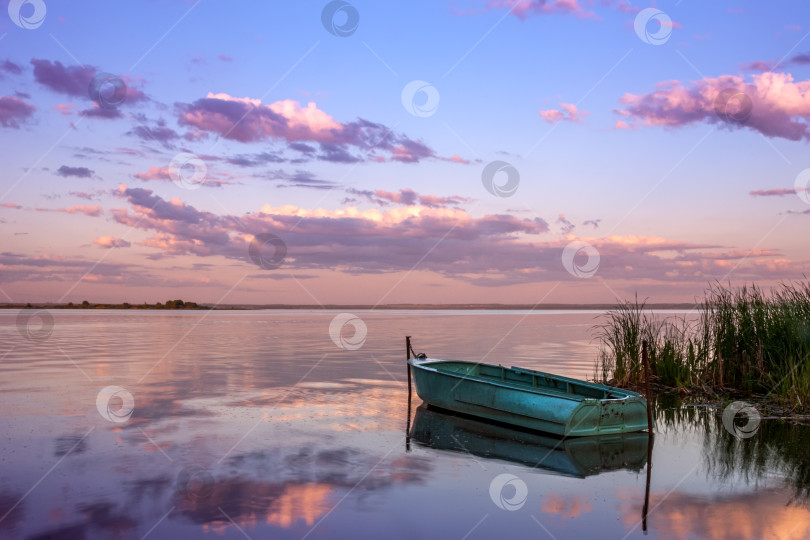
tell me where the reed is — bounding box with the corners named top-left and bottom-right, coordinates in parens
top-left (594, 281), bottom-right (810, 412)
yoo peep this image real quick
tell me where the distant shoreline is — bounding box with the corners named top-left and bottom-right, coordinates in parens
top-left (1, 302), bottom-right (698, 311)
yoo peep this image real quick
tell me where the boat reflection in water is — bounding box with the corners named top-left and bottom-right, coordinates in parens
top-left (409, 404), bottom-right (650, 478)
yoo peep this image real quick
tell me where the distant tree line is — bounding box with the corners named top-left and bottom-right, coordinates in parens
top-left (65, 299), bottom-right (205, 309)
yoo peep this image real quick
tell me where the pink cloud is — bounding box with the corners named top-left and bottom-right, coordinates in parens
top-left (69, 190), bottom-right (106, 200)
top-left (374, 188), bottom-right (419, 206)
top-left (109, 184), bottom-right (552, 275)
top-left (0, 251), bottom-right (223, 291)
top-left (0, 96), bottom-right (36, 128)
top-left (539, 103), bottom-right (588, 124)
top-left (486, 0), bottom-right (638, 19)
top-left (55, 103), bottom-right (75, 115)
top-left (445, 154), bottom-right (471, 164)
top-left (487, 0), bottom-right (599, 20)
top-left (1, 202), bottom-right (23, 209)
top-left (346, 188), bottom-right (473, 209)
top-left (93, 236), bottom-right (131, 248)
top-left (749, 188), bottom-right (797, 197)
top-left (34, 205), bottom-right (104, 217)
top-left (615, 1), bottom-right (638, 14)
top-left (101, 184), bottom-right (801, 288)
top-left (617, 72), bottom-right (810, 141)
top-left (133, 165), bottom-right (232, 188)
top-left (449, 2), bottom-right (480, 16)
top-left (134, 166), bottom-right (171, 181)
top-left (557, 214), bottom-right (575, 234)
top-left (177, 93), bottom-right (340, 143)
top-left (218, 54), bottom-right (233, 62)
top-left (418, 194), bottom-right (472, 208)
top-left (4, 185), bottom-right (801, 295)
top-left (176, 93), bottom-right (451, 164)
top-left (614, 120), bottom-right (636, 130)
top-left (62, 205), bottom-right (104, 217)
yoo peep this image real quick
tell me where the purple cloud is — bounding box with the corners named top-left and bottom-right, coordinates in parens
top-left (1, 60), bottom-right (23, 76)
top-left (31, 58), bottom-right (148, 115)
top-left (617, 73), bottom-right (810, 141)
top-left (31, 59), bottom-right (94, 97)
top-left (176, 93), bottom-right (449, 164)
top-left (0, 96), bottom-right (35, 128)
top-left (56, 165), bottom-right (94, 178)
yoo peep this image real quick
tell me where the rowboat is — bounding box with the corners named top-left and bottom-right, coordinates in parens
top-left (410, 404), bottom-right (650, 477)
top-left (406, 338), bottom-right (652, 437)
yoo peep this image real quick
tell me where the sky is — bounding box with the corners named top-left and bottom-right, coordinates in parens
top-left (1, 0), bottom-right (810, 305)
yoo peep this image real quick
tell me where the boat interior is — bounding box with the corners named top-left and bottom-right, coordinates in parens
top-left (419, 359), bottom-right (629, 400)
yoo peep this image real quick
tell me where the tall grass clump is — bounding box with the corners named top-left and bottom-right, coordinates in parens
top-left (594, 280), bottom-right (810, 412)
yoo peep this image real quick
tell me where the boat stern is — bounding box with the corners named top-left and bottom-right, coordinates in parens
top-left (564, 396), bottom-right (652, 436)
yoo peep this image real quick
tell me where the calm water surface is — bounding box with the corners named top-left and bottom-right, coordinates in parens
top-left (1, 310), bottom-right (808, 539)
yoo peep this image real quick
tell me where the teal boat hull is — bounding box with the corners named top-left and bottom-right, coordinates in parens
top-left (408, 358), bottom-right (652, 437)
top-left (410, 405), bottom-right (650, 476)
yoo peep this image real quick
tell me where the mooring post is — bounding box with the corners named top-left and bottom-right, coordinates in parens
top-left (406, 335), bottom-right (412, 383)
top-left (642, 339), bottom-right (653, 434)
top-left (642, 430), bottom-right (654, 532)
top-left (641, 338), bottom-right (654, 532)
top-left (405, 336), bottom-right (413, 451)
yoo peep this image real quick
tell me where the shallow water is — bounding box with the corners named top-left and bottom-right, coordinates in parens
top-left (0, 310), bottom-right (808, 539)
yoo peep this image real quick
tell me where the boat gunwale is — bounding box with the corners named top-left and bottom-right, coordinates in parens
top-left (408, 357), bottom-right (641, 403)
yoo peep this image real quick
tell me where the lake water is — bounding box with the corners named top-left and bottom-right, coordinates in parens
top-left (1, 310), bottom-right (808, 539)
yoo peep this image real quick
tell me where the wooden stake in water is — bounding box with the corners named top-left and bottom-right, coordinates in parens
top-left (642, 339), bottom-right (653, 434)
top-left (641, 339), bottom-right (654, 532)
top-left (405, 336), bottom-right (412, 451)
top-left (642, 431), bottom-right (654, 532)
top-left (406, 336), bottom-right (413, 392)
